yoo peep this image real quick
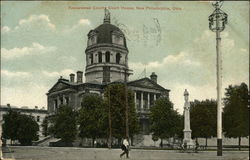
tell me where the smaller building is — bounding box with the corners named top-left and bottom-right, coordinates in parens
top-left (0, 104), bottom-right (48, 141)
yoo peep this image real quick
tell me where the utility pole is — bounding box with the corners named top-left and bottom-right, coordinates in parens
top-left (108, 87), bottom-right (112, 149)
top-left (124, 68), bottom-right (129, 139)
top-left (209, 0), bottom-right (228, 156)
top-left (0, 108), bottom-right (3, 160)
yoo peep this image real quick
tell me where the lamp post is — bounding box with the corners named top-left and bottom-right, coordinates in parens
top-left (208, 0), bottom-right (228, 156)
top-left (0, 109), bottom-right (2, 160)
top-left (108, 87), bottom-right (112, 149)
top-left (124, 68), bottom-right (129, 139)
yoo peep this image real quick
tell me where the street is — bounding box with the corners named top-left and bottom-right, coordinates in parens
top-left (2, 146), bottom-right (249, 160)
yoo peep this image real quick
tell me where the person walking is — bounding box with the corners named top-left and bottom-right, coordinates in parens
top-left (120, 138), bottom-right (129, 158)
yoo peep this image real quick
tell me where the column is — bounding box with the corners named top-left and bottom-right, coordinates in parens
top-left (111, 53), bottom-right (114, 63)
top-left (94, 53), bottom-right (97, 63)
top-left (57, 97), bottom-right (60, 106)
top-left (141, 92), bottom-right (143, 110)
top-left (63, 95), bottom-right (65, 105)
top-left (147, 93), bottom-right (150, 109)
top-left (134, 91), bottom-right (137, 109)
top-left (154, 94), bottom-right (156, 104)
top-left (102, 52), bottom-right (105, 63)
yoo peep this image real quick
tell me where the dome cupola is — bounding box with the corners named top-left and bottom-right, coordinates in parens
top-left (84, 9), bottom-right (132, 84)
top-left (86, 9), bottom-right (127, 50)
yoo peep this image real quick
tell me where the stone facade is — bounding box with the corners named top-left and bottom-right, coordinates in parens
top-left (47, 10), bottom-right (170, 136)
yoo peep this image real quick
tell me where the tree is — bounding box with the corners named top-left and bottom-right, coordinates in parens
top-left (190, 99), bottom-right (217, 148)
top-left (41, 116), bottom-right (49, 137)
top-left (103, 84), bottom-right (140, 142)
top-left (223, 83), bottom-right (249, 150)
top-left (2, 109), bottom-right (39, 145)
top-left (49, 105), bottom-right (77, 144)
top-left (16, 114), bottom-right (39, 145)
top-left (78, 94), bottom-right (106, 146)
top-left (2, 109), bottom-right (20, 143)
top-left (149, 97), bottom-right (182, 145)
top-left (175, 114), bottom-right (184, 139)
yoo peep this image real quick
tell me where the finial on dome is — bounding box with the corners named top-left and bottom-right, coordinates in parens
top-left (104, 8), bottom-right (111, 24)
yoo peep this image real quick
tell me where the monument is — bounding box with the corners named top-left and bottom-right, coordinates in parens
top-left (183, 89), bottom-right (194, 147)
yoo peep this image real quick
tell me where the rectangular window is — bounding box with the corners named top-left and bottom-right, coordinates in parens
top-left (37, 116), bottom-right (40, 122)
top-left (60, 97), bottom-right (63, 105)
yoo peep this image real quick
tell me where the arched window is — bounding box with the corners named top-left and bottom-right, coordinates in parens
top-left (116, 53), bottom-right (121, 64)
top-left (105, 51), bottom-right (110, 63)
top-left (90, 53), bottom-right (93, 64)
top-left (98, 52), bottom-right (102, 63)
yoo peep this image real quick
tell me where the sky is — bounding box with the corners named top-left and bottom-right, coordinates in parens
top-left (1, 1), bottom-right (249, 113)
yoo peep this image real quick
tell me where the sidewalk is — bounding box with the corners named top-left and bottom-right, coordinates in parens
top-left (1, 147), bottom-right (15, 160)
top-left (2, 146), bottom-right (249, 160)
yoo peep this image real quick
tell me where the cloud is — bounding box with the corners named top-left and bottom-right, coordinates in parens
top-left (1, 84), bottom-right (48, 108)
top-left (58, 56), bottom-right (77, 64)
top-left (193, 30), bottom-right (235, 56)
top-left (1, 26), bottom-right (10, 34)
top-left (129, 51), bottom-right (200, 70)
top-left (15, 14), bottom-right (56, 31)
top-left (1, 70), bottom-right (31, 78)
top-left (42, 69), bottom-right (75, 78)
top-left (63, 19), bottom-right (91, 33)
top-left (78, 19), bottom-right (91, 26)
top-left (162, 71), bottom-right (248, 114)
top-left (1, 43), bottom-right (56, 59)
top-left (240, 48), bottom-right (247, 53)
top-left (166, 82), bottom-right (217, 113)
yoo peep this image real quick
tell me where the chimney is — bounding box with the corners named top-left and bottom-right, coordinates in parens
top-left (150, 72), bottom-right (157, 83)
top-left (76, 71), bottom-right (83, 83)
top-left (7, 104), bottom-right (10, 108)
top-left (70, 73), bottom-right (75, 83)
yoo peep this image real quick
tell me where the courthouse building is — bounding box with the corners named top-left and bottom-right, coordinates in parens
top-left (47, 10), bottom-right (170, 139)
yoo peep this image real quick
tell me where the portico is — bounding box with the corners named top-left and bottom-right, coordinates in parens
top-left (133, 90), bottom-right (159, 111)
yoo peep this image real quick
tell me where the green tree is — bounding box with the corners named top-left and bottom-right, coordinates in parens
top-left (41, 116), bottom-right (49, 137)
top-left (190, 99), bottom-right (217, 148)
top-left (49, 105), bottom-right (77, 144)
top-left (16, 114), bottom-right (39, 145)
top-left (149, 97), bottom-right (182, 145)
top-left (2, 109), bottom-right (20, 143)
top-left (223, 83), bottom-right (249, 150)
top-left (103, 84), bottom-right (140, 141)
top-left (175, 114), bottom-right (184, 139)
top-left (78, 94), bottom-right (106, 146)
top-left (2, 110), bottom-right (39, 145)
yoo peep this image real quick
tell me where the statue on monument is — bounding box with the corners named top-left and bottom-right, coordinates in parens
top-left (183, 89), bottom-right (194, 148)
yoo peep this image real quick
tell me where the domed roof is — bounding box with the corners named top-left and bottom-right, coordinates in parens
top-left (94, 23), bottom-right (124, 44)
top-left (87, 9), bottom-right (127, 49)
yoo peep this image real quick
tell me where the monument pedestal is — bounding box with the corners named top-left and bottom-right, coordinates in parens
top-left (183, 130), bottom-right (194, 146)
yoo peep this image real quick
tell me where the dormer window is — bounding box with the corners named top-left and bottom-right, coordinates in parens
top-left (112, 31), bottom-right (124, 45)
top-left (88, 31), bottom-right (97, 46)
